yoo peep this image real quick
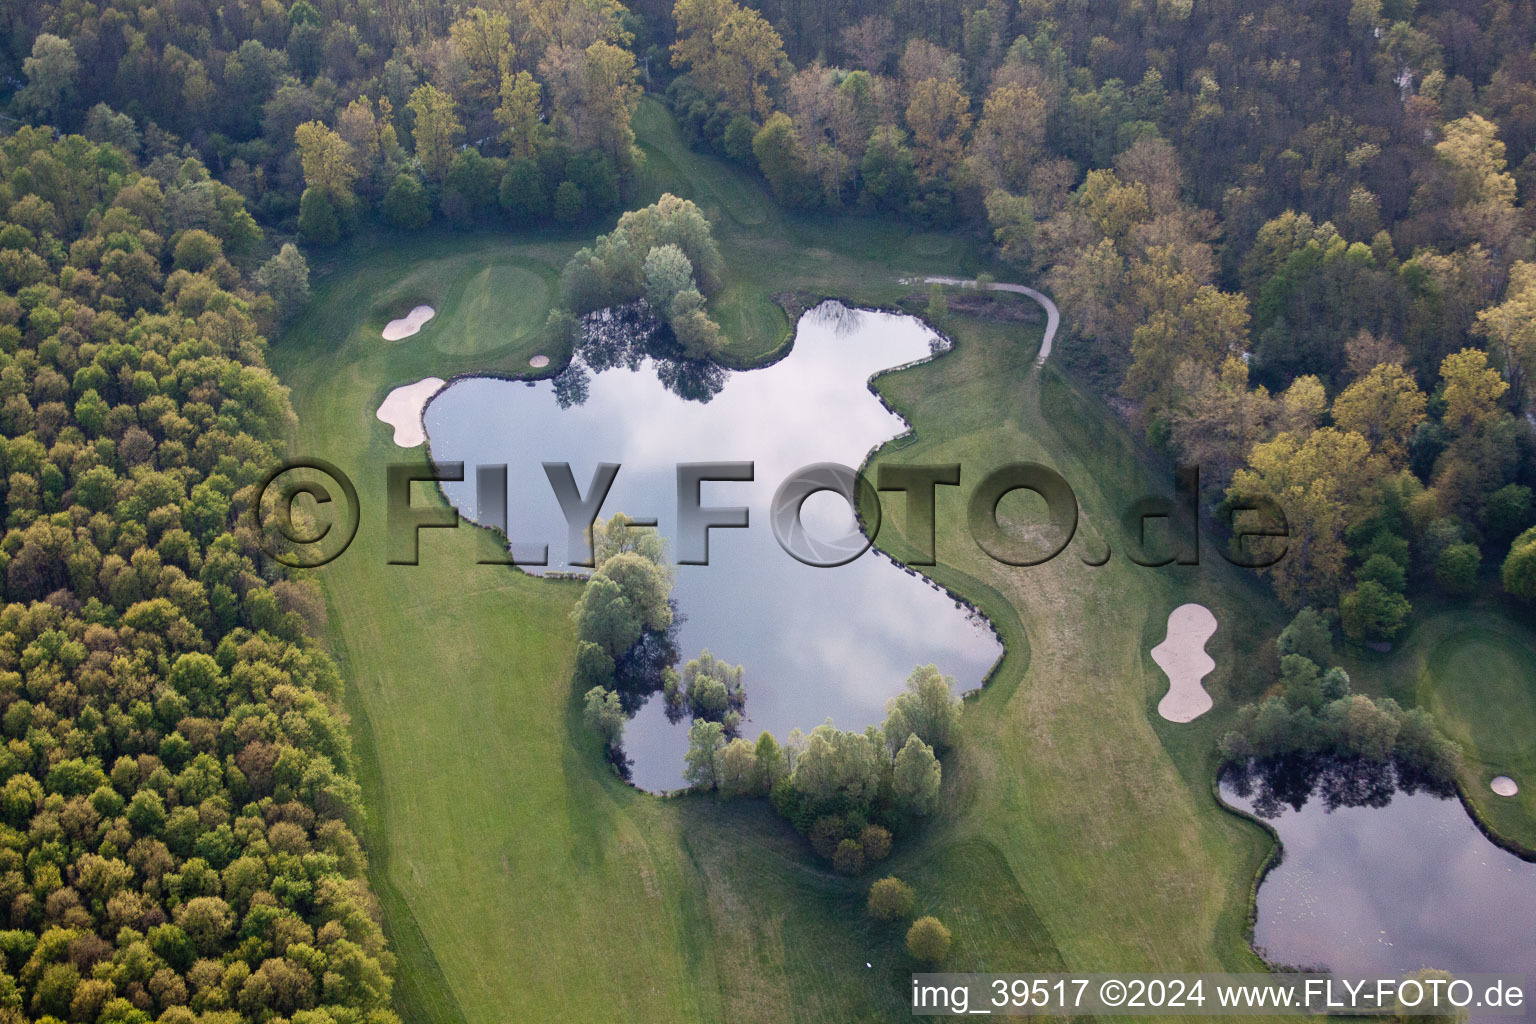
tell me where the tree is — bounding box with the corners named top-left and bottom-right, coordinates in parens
top-left (644, 244), bottom-right (696, 314)
top-left (572, 574), bottom-right (642, 659)
top-left (297, 188), bottom-right (340, 245)
top-left (1339, 581), bottom-right (1412, 641)
top-left (496, 71), bottom-right (545, 161)
top-left (449, 7), bottom-right (515, 104)
top-left (905, 77), bottom-right (972, 179)
top-left (1474, 262), bottom-right (1536, 407)
top-left (985, 189), bottom-right (1036, 269)
top-left (860, 824), bottom-right (892, 861)
top-left (753, 113), bottom-right (817, 207)
top-left (1123, 285), bottom-right (1251, 420)
top-left (1502, 527), bottom-right (1536, 600)
top-left (84, 103), bottom-right (139, 153)
top-left (1277, 607), bottom-right (1333, 667)
top-left (553, 180), bottom-right (585, 222)
top-left (892, 735), bottom-right (942, 815)
top-left (256, 244), bottom-right (310, 323)
top-left (408, 85), bottom-right (464, 182)
top-left (582, 686), bottom-right (625, 748)
top-left (884, 665), bottom-right (961, 754)
top-left (867, 876), bottom-right (915, 920)
top-left (1439, 348), bottom-right (1508, 436)
top-left (1483, 484), bottom-right (1533, 544)
top-left (1435, 542), bottom-right (1481, 595)
top-left (684, 719), bottom-right (726, 789)
top-left (337, 95), bottom-right (398, 193)
top-left (672, 0), bottom-right (786, 118)
top-left (794, 723), bottom-right (882, 806)
top-left (679, 647), bottom-right (745, 725)
top-left (1230, 428), bottom-right (1388, 606)
top-left (510, 0), bottom-right (631, 58)
top-left (862, 126), bottom-right (916, 212)
top-left (1435, 115), bottom-right (1518, 208)
top-left (926, 284), bottom-right (947, 321)
top-left (382, 174), bottom-right (431, 229)
top-left (175, 896), bottom-right (234, 954)
top-left (592, 512), bottom-right (667, 566)
top-left (540, 41), bottom-right (640, 164)
top-left (294, 122), bottom-right (358, 202)
top-left (833, 838), bottom-right (866, 874)
top-left (19, 35), bottom-right (80, 120)
top-left (753, 731), bottom-right (785, 792)
top-left (599, 553), bottom-right (673, 631)
top-left (172, 228), bottom-right (223, 272)
top-left (442, 149), bottom-right (501, 227)
top-left (842, 15), bottom-right (895, 72)
top-left (906, 916), bottom-right (952, 962)
top-left (500, 159), bottom-right (549, 223)
top-left (969, 83), bottom-right (1047, 191)
top-left (1331, 364), bottom-right (1427, 466)
top-left (717, 738), bottom-right (758, 796)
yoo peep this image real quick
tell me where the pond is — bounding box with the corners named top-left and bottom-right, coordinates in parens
top-left (1222, 759), bottom-right (1536, 1019)
top-left (422, 302), bottom-right (1003, 791)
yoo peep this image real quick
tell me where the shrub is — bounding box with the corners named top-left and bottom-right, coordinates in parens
top-left (906, 916), bottom-right (952, 963)
top-left (860, 824), bottom-right (892, 862)
top-left (833, 838), bottom-right (866, 875)
top-left (809, 815), bottom-right (847, 860)
top-left (867, 876), bottom-right (916, 920)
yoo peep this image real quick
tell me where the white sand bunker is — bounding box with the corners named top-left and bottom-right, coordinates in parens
top-left (529, 354), bottom-right (550, 368)
top-left (382, 305), bottom-right (436, 340)
top-left (1491, 776), bottom-right (1520, 797)
top-left (376, 377), bottom-right (445, 448)
top-left (1152, 603), bottom-right (1219, 723)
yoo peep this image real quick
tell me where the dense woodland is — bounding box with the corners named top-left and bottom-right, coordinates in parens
top-left (0, 124), bottom-right (393, 1024)
top-left (5, 0), bottom-right (1536, 1012)
top-left (9, 0), bottom-right (1536, 640)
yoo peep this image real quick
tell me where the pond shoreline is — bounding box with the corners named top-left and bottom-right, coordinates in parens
top-left (419, 295), bottom-right (1009, 796)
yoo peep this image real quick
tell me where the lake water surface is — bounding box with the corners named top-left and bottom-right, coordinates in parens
top-left (1222, 762), bottom-right (1536, 1020)
top-left (422, 303), bottom-right (1003, 790)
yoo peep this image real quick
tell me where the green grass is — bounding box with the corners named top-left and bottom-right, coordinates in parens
top-left (866, 319), bottom-right (1280, 976)
top-left (269, 104), bottom-right (1300, 1023)
top-left (1340, 601), bottom-right (1536, 851)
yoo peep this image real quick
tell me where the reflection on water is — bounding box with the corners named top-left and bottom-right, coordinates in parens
top-left (423, 302), bottom-right (1003, 791)
top-left (1222, 758), bottom-right (1536, 1020)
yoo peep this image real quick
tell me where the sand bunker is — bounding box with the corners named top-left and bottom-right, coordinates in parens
top-left (1152, 603), bottom-right (1218, 723)
top-left (382, 305), bottom-right (436, 340)
top-left (529, 354), bottom-right (550, 368)
top-left (376, 377), bottom-right (445, 447)
top-left (1491, 776), bottom-right (1520, 797)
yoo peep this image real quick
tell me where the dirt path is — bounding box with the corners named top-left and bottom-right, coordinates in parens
top-left (918, 275), bottom-right (1061, 365)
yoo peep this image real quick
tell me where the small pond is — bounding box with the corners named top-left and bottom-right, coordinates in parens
top-left (1222, 759), bottom-right (1536, 1020)
top-left (422, 302), bottom-right (1003, 791)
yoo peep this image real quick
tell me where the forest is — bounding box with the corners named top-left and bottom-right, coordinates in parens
top-left (7, 0), bottom-right (1536, 643)
top-left (4, 0), bottom-right (1536, 1017)
top-left (0, 125), bottom-right (393, 1023)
